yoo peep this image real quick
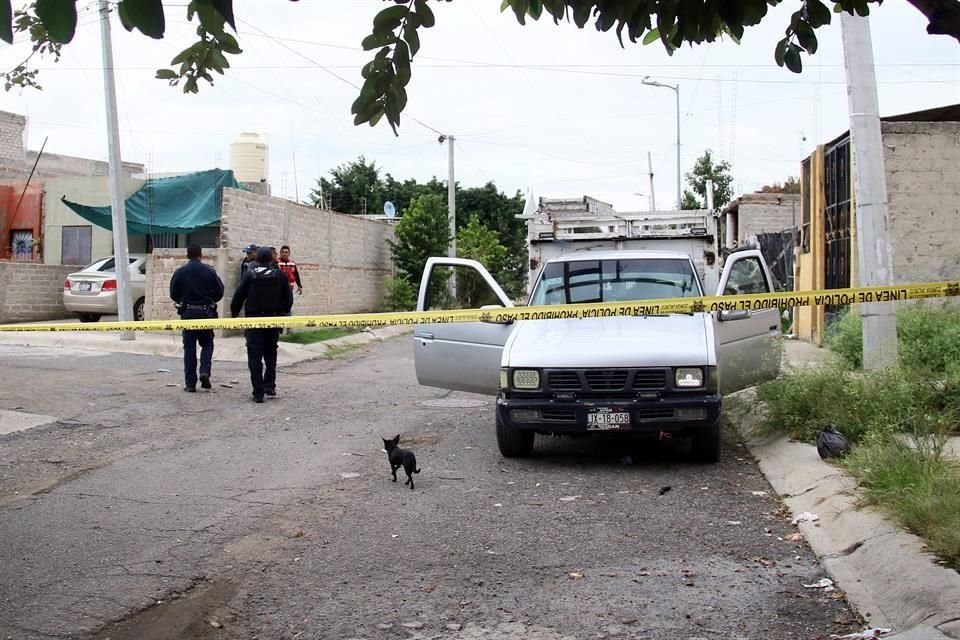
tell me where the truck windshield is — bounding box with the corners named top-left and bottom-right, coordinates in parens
top-left (528, 258), bottom-right (701, 306)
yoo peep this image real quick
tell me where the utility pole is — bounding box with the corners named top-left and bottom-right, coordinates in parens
top-left (641, 77), bottom-right (681, 209)
top-left (439, 134), bottom-right (456, 297)
top-left (647, 151), bottom-right (657, 211)
top-left (99, 0), bottom-right (134, 340)
top-left (841, 11), bottom-right (897, 369)
top-left (446, 135), bottom-right (456, 259)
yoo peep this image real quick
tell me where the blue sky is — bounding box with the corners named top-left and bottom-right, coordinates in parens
top-left (1, 0), bottom-right (958, 212)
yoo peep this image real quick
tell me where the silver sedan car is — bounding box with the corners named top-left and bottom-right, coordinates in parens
top-left (63, 255), bottom-right (147, 322)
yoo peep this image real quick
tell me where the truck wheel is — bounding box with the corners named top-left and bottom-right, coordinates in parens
top-left (496, 415), bottom-right (534, 458)
top-left (690, 421), bottom-right (721, 463)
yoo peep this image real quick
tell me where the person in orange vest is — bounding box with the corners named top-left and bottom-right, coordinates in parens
top-left (277, 245), bottom-right (303, 296)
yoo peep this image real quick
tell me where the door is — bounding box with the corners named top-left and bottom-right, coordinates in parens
top-left (61, 226), bottom-right (92, 266)
top-left (414, 257), bottom-right (515, 395)
top-left (714, 250), bottom-right (782, 394)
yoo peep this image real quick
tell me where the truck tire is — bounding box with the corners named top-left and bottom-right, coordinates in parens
top-left (690, 421), bottom-right (721, 463)
top-left (496, 415), bottom-right (534, 458)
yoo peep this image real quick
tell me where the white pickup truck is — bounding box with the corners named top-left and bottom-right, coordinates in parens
top-left (412, 248), bottom-right (781, 462)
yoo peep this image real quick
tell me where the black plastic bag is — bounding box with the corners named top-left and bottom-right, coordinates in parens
top-left (816, 424), bottom-right (851, 459)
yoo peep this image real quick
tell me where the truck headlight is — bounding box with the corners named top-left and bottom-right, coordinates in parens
top-left (512, 369), bottom-right (541, 390)
top-left (499, 369), bottom-right (509, 390)
top-left (675, 367), bottom-right (704, 388)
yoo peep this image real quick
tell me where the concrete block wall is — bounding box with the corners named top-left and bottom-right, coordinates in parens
top-left (883, 122), bottom-right (960, 284)
top-left (218, 188), bottom-right (395, 316)
top-left (735, 194), bottom-right (801, 244)
top-left (146, 248), bottom-right (228, 322)
top-left (0, 111), bottom-right (26, 175)
top-left (0, 261), bottom-right (74, 322)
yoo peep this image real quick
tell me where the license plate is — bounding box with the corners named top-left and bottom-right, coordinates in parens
top-left (587, 408), bottom-right (631, 431)
top-left (77, 282), bottom-right (91, 292)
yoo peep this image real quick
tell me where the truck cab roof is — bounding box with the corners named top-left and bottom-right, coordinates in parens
top-left (546, 249), bottom-right (693, 263)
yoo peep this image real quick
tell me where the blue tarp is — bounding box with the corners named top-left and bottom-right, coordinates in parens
top-left (62, 168), bottom-right (243, 235)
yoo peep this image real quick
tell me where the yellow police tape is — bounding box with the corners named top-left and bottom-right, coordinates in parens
top-left (1, 281), bottom-right (958, 333)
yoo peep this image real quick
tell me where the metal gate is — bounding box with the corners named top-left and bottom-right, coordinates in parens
top-left (756, 230), bottom-right (795, 291)
top-left (823, 137), bottom-right (851, 320)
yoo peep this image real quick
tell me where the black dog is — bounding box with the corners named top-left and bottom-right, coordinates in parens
top-left (382, 435), bottom-right (420, 490)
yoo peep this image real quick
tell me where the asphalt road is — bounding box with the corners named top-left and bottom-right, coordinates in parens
top-left (0, 337), bottom-right (860, 640)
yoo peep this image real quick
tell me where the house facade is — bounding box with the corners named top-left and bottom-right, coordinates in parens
top-left (794, 105), bottom-right (960, 344)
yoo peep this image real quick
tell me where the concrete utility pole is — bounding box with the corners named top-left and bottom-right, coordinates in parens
top-left (439, 134), bottom-right (456, 298)
top-left (841, 11), bottom-right (898, 369)
top-left (446, 135), bottom-right (456, 259)
top-left (99, 0), bottom-right (134, 340)
top-left (642, 77), bottom-right (681, 210)
top-left (647, 151), bottom-right (657, 211)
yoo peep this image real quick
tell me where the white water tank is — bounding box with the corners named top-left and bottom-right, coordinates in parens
top-left (229, 132), bottom-right (268, 183)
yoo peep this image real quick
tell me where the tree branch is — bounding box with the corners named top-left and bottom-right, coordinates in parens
top-left (905, 0), bottom-right (960, 41)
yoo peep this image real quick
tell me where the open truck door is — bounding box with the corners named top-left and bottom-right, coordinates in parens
top-left (413, 258), bottom-right (515, 396)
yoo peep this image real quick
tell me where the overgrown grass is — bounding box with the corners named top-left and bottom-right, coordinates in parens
top-left (279, 328), bottom-right (355, 345)
top-left (751, 303), bottom-right (960, 566)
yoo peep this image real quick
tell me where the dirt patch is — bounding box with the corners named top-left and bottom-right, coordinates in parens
top-left (93, 580), bottom-right (239, 640)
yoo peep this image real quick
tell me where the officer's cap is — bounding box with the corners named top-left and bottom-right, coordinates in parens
top-left (256, 246), bottom-right (274, 263)
top-left (243, 243), bottom-right (258, 253)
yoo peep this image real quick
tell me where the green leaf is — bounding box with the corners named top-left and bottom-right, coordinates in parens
top-left (374, 4), bottom-right (408, 31)
top-left (155, 69), bottom-right (178, 80)
top-left (414, 0), bottom-right (435, 28)
top-left (208, 48), bottom-right (229, 72)
top-left (806, 0), bottom-right (832, 28)
top-left (170, 47), bottom-right (193, 66)
top-left (195, 2), bottom-right (226, 37)
top-left (642, 27), bottom-right (660, 45)
top-left (0, 0), bottom-right (13, 44)
top-left (117, 0), bottom-right (165, 39)
top-left (510, 0), bottom-right (528, 25)
top-left (210, 0), bottom-right (236, 31)
top-left (404, 23), bottom-right (420, 56)
top-left (361, 31), bottom-right (397, 50)
top-left (34, 0), bottom-right (76, 43)
top-left (784, 44), bottom-right (803, 73)
top-left (795, 21), bottom-right (817, 53)
top-left (774, 38), bottom-right (788, 66)
top-left (527, 0), bottom-right (543, 20)
top-left (218, 32), bottom-right (241, 55)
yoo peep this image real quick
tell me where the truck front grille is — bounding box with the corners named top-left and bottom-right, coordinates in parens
top-left (541, 408), bottom-right (576, 422)
top-left (546, 368), bottom-right (668, 393)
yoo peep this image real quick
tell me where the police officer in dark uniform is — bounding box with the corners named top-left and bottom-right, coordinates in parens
top-left (170, 243), bottom-right (225, 392)
top-left (230, 246), bottom-right (293, 403)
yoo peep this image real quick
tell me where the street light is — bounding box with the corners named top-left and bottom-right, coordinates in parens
top-left (641, 76), bottom-right (680, 210)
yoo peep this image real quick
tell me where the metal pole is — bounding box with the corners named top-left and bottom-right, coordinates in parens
top-left (841, 11), bottom-right (897, 369)
top-left (642, 77), bottom-right (681, 210)
top-left (99, 0), bottom-right (134, 340)
top-left (675, 84), bottom-right (681, 211)
top-left (447, 135), bottom-right (456, 298)
top-left (647, 151), bottom-right (656, 212)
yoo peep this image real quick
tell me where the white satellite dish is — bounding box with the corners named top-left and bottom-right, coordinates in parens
top-left (384, 201), bottom-right (396, 218)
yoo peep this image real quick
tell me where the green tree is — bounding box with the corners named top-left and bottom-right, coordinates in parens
top-left (388, 193), bottom-right (450, 287)
top-left (457, 183), bottom-right (526, 297)
top-left (382, 174), bottom-right (445, 217)
top-left (5, 1), bottom-right (959, 131)
top-left (681, 150), bottom-right (735, 211)
top-left (308, 156), bottom-right (383, 217)
top-left (456, 216), bottom-right (509, 307)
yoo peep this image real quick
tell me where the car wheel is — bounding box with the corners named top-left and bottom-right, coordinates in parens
top-left (78, 313), bottom-right (101, 323)
top-left (133, 297), bottom-right (145, 322)
top-left (496, 414), bottom-right (534, 458)
top-left (690, 420), bottom-right (721, 463)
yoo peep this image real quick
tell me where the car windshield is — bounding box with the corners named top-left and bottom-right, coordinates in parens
top-left (528, 258), bottom-right (701, 306)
